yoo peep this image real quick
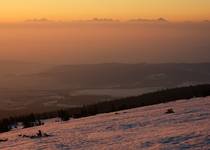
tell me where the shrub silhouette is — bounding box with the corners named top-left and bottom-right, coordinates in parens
top-left (165, 108), bottom-right (175, 114)
top-left (22, 114), bottom-right (43, 128)
top-left (0, 119), bottom-right (11, 133)
top-left (58, 110), bottom-right (70, 121)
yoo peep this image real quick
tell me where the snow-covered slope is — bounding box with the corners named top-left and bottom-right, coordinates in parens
top-left (0, 97), bottom-right (210, 150)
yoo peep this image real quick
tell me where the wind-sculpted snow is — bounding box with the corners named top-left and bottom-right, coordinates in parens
top-left (0, 97), bottom-right (210, 150)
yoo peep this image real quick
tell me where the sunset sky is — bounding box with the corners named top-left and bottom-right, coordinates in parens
top-left (0, 0), bottom-right (210, 22)
top-left (0, 1), bottom-right (210, 64)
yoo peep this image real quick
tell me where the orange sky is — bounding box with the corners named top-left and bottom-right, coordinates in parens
top-left (0, 1), bottom-right (210, 64)
top-left (0, 0), bottom-right (210, 22)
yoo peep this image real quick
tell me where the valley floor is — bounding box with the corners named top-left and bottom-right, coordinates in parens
top-left (0, 97), bottom-right (210, 150)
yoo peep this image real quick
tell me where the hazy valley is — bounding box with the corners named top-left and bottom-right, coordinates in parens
top-left (0, 62), bottom-right (210, 119)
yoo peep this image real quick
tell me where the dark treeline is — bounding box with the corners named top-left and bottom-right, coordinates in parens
top-left (70, 84), bottom-right (210, 118)
top-left (1, 84), bottom-right (210, 133)
top-left (0, 114), bottom-right (44, 133)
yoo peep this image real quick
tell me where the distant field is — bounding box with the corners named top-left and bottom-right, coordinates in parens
top-left (0, 89), bottom-right (110, 119)
top-left (71, 87), bottom-right (162, 98)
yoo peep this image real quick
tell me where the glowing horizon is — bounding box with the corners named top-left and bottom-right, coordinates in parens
top-left (0, 0), bottom-right (210, 22)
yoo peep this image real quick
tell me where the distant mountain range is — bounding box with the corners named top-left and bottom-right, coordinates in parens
top-left (128, 18), bottom-right (168, 23)
top-left (32, 63), bottom-right (210, 89)
top-left (1, 62), bottom-right (210, 90)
